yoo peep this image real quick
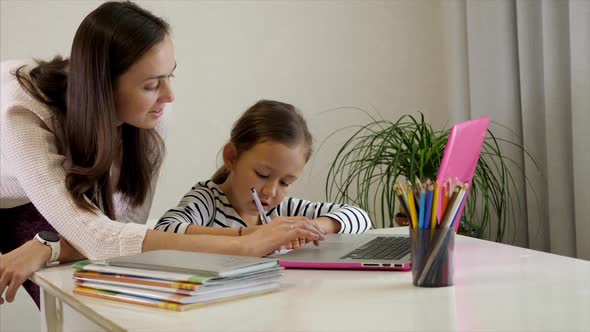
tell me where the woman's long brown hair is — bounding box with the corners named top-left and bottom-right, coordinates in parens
top-left (211, 100), bottom-right (313, 184)
top-left (14, 1), bottom-right (169, 219)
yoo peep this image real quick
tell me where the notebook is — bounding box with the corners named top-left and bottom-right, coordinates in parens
top-left (72, 257), bottom-right (282, 311)
top-left (278, 116), bottom-right (490, 270)
top-left (73, 285), bottom-right (278, 312)
top-left (104, 250), bottom-right (279, 278)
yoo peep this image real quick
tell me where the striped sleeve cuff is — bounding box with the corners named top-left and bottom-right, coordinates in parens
top-left (176, 221), bottom-right (190, 234)
top-left (321, 206), bottom-right (372, 234)
top-left (154, 218), bottom-right (190, 234)
top-left (321, 212), bottom-right (350, 234)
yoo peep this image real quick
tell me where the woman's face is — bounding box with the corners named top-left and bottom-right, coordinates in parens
top-left (114, 34), bottom-right (176, 129)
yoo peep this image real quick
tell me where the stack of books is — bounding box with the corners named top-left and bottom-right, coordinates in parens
top-left (72, 250), bottom-right (282, 311)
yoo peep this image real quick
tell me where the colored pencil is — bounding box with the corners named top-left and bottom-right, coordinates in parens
top-left (441, 181), bottom-right (450, 219)
top-left (414, 177), bottom-right (422, 211)
top-left (406, 183), bottom-right (419, 229)
top-left (423, 181), bottom-right (433, 229)
top-left (430, 180), bottom-right (439, 230)
top-left (449, 183), bottom-right (469, 228)
top-left (395, 184), bottom-right (412, 227)
top-left (440, 184), bottom-right (461, 228)
top-left (418, 187), bottom-right (426, 229)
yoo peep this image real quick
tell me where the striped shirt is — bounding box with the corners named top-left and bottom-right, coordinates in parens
top-left (155, 180), bottom-right (372, 234)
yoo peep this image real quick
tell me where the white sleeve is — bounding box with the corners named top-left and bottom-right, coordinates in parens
top-left (275, 197), bottom-right (372, 234)
top-left (1, 107), bottom-right (148, 260)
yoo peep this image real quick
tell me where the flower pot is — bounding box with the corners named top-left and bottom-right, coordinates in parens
top-left (395, 212), bottom-right (410, 227)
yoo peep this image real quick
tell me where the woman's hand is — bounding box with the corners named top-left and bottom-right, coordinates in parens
top-left (0, 240), bottom-right (51, 304)
top-left (240, 217), bottom-right (326, 256)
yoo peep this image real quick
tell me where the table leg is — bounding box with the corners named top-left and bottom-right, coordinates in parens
top-left (40, 288), bottom-right (63, 332)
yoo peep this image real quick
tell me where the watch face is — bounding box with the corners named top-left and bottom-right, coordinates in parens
top-left (38, 231), bottom-right (59, 242)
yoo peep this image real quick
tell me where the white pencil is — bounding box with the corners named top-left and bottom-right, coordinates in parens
top-left (250, 188), bottom-right (271, 223)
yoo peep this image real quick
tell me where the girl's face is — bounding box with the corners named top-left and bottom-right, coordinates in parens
top-left (221, 141), bottom-right (308, 221)
top-left (114, 34), bottom-right (176, 129)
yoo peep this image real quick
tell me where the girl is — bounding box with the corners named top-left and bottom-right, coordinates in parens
top-left (155, 100), bottom-right (371, 245)
top-left (0, 2), bottom-right (321, 307)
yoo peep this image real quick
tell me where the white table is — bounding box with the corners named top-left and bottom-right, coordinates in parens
top-left (32, 227), bottom-right (590, 332)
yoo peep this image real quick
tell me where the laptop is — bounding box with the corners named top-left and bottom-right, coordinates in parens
top-left (279, 233), bottom-right (412, 270)
top-left (278, 116), bottom-right (490, 270)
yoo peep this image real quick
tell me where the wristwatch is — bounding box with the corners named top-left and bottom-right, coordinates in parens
top-left (34, 231), bottom-right (61, 266)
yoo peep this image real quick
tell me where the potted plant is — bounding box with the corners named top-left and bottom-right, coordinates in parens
top-left (323, 113), bottom-right (536, 242)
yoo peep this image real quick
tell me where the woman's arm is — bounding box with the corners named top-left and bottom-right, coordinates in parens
top-left (1, 107), bottom-right (147, 260)
top-left (145, 221), bottom-right (320, 257)
top-left (0, 236), bottom-right (84, 304)
top-left (184, 225), bottom-right (241, 236)
top-left (0, 221), bottom-right (321, 305)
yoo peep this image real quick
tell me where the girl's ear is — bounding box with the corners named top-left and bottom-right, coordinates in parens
top-left (222, 143), bottom-right (238, 171)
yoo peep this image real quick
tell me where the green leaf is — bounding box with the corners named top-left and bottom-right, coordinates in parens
top-left (321, 112), bottom-right (538, 242)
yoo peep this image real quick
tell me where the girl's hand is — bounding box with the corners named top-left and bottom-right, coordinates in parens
top-left (0, 240), bottom-right (51, 304)
top-left (240, 217), bottom-right (326, 256)
top-left (271, 216), bottom-right (326, 249)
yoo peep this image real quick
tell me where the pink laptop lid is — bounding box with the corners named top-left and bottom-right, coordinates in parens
top-left (436, 117), bottom-right (490, 232)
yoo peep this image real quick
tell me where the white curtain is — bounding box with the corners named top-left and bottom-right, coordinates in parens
top-left (441, 0), bottom-right (590, 259)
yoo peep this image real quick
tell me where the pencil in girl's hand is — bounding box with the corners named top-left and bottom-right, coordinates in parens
top-left (250, 188), bottom-right (271, 224)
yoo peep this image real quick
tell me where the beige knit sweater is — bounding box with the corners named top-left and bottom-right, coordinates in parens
top-left (0, 60), bottom-right (168, 260)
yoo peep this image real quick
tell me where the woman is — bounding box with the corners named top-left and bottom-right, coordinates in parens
top-left (0, 1), bottom-right (323, 307)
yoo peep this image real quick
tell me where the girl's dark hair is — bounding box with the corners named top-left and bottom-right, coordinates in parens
top-left (14, 1), bottom-right (170, 219)
top-left (211, 100), bottom-right (313, 184)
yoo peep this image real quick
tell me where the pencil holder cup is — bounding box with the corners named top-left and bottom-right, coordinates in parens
top-left (410, 228), bottom-right (455, 287)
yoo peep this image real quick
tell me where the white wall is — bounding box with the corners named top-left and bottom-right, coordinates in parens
top-left (142, 0), bottom-right (450, 216)
top-left (1, 1), bottom-right (450, 330)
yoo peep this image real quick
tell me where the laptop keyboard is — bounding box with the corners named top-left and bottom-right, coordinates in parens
top-left (340, 236), bottom-right (410, 260)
